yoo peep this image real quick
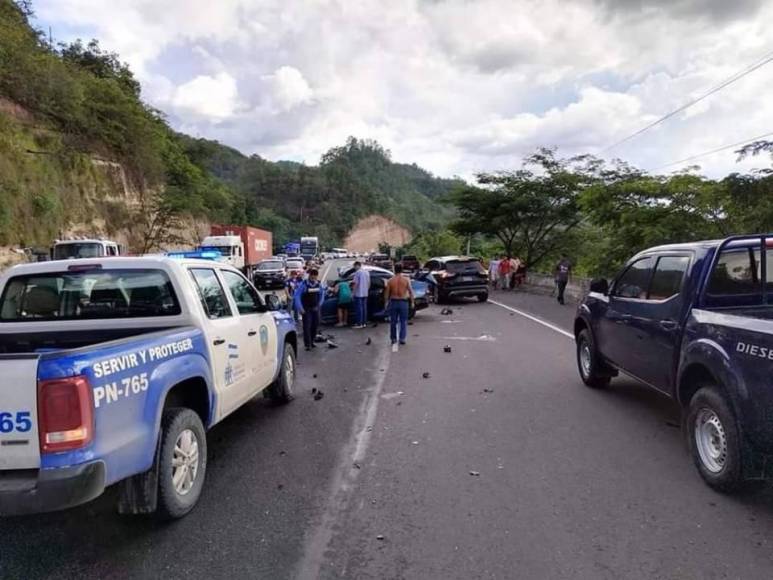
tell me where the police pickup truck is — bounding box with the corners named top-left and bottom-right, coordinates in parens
top-left (0, 256), bottom-right (297, 519)
top-left (575, 235), bottom-right (773, 492)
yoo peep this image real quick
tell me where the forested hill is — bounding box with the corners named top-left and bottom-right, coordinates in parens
top-left (180, 136), bottom-right (461, 244)
top-left (0, 0), bottom-right (459, 253)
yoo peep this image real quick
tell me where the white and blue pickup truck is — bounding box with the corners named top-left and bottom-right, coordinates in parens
top-left (0, 256), bottom-right (297, 519)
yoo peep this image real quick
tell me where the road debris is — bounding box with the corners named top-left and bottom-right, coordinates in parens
top-left (353, 462), bottom-right (361, 469)
top-left (327, 340), bottom-right (339, 349)
top-left (469, 471), bottom-right (480, 477)
top-left (412, 441), bottom-right (419, 445)
top-left (422, 371), bottom-right (431, 379)
top-left (376, 535), bottom-right (384, 541)
top-left (366, 337), bottom-right (372, 345)
top-left (279, 450), bottom-right (287, 456)
top-left (440, 308), bottom-right (454, 316)
top-left (312, 388), bottom-right (324, 401)
top-left (313, 374), bottom-right (318, 379)
top-left (482, 388), bottom-right (494, 394)
top-left (444, 345), bottom-right (452, 353)
top-left (314, 333), bottom-right (326, 343)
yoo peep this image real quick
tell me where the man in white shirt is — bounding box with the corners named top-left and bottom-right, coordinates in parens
top-left (488, 257), bottom-right (500, 289)
top-left (351, 261), bottom-right (371, 328)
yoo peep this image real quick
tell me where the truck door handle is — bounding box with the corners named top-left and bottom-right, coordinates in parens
top-left (248, 330), bottom-right (257, 336)
top-left (213, 339), bottom-right (226, 346)
top-left (660, 319), bottom-right (678, 331)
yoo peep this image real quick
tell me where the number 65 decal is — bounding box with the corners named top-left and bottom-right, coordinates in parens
top-left (0, 411), bottom-right (32, 433)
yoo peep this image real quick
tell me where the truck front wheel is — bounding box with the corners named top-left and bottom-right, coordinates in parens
top-left (157, 408), bottom-right (207, 519)
top-left (686, 386), bottom-right (749, 493)
top-left (576, 329), bottom-right (610, 389)
top-left (266, 343), bottom-right (296, 404)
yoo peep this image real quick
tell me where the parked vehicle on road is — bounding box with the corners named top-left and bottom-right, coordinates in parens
top-left (253, 259), bottom-right (287, 290)
top-left (369, 254), bottom-right (393, 270)
top-left (51, 239), bottom-right (122, 260)
top-left (321, 265), bottom-right (428, 324)
top-left (423, 256), bottom-right (488, 303)
top-left (200, 225), bottom-right (272, 276)
top-left (399, 255), bottom-right (421, 273)
top-left (575, 234), bottom-right (773, 492)
top-left (285, 258), bottom-right (305, 278)
top-left (0, 256), bottom-right (297, 519)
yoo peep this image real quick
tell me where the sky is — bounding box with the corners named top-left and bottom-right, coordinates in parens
top-left (32, 0), bottom-right (773, 179)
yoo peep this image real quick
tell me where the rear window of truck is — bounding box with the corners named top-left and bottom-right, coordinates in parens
top-left (0, 269), bottom-right (181, 321)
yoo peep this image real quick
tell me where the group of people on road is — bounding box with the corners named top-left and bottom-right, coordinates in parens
top-left (487, 254), bottom-right (573, 305)
top-left (489, 255), bottom-right (526, 291)
top-left (289, 260), bottom-right (414, 352)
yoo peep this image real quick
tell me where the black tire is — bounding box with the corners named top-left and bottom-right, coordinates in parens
top-left (576, 328), bottom-right (610, 389)
top-left (266, 343), bottom-right (296, 404)
top-left (477, 293), bottom-right (488, 303)
top-left (157, 408), bottom-right (207, 520)
top-left (686, 386), bottom-right (752, 493)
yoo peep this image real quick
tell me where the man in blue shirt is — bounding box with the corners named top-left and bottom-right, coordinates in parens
top-left (351, 261), bottom-right (371, 329)
top-left (294, 269), bottom-right (325, 350)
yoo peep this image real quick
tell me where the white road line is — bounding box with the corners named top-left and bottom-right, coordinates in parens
top-left (489, 299), bottom-right (575, 340)
top-left (294, 344), bottom-right (391, 580)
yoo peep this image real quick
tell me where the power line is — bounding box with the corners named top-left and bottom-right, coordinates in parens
top-left (649, 130), bottom-right (773, 172)
top-left (602, 48), bottom-right (773, 153)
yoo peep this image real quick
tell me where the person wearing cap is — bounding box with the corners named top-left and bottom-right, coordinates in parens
top-left (294, 268), bottom-right (325, 351)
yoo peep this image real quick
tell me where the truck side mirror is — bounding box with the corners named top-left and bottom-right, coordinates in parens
top-left (265, 294), bottom-right (282, 311)
top-left (589, 278), bottom-right (609, 295)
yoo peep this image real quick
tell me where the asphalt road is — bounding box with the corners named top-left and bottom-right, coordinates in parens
top-left (4, 288), bottom-right (773, 579)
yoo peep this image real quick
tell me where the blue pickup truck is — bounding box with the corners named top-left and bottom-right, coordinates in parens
top-left (575, 235), bottom-right (773, 492)
top-left (0, 256), bottom-right (297, 519)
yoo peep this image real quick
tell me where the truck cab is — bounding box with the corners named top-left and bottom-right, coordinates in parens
top-left (200, 235), bottom-right (244, 270)
top-left (51, 239), bottom-right (121, 260)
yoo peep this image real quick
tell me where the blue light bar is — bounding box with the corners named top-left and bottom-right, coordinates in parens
top-left (166, 250), bottom-right (223, 261)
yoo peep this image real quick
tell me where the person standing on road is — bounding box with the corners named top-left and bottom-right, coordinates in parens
top-left (384, 263), bottom-right (414, 352)
top-left (488, 256), bottom-right (500, 289)
top-left (333, 278), bottom-right (353, 327)
top-left (509, 256), bottom-right (521, 290)
top-left (555, 255), bottom-right (572, 305)
top-left (352, 261), bottom-right (371, 328)
top-left (498, 255), bottom-right (512, 291)
top-left (294, 268), bottom-right (325, 350)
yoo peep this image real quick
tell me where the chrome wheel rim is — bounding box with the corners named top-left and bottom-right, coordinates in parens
top-left (284, 352), bottom-right (295, 395)
top-left (172, 429), bottom-right (200, 495)
top-left (695, 408), bottom-right (727, 474)
top-left (579, 340), bottom-right (592, 378)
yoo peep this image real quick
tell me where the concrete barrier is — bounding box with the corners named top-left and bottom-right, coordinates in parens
top-left (516, 272), bottom-right (592, 303)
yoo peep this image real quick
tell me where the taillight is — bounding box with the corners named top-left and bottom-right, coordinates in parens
top-left (38, 376), bottom-right (94, 453)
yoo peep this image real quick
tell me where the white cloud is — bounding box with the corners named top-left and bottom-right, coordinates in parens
top-left (263, 66), bottom-right (314, 112)
top-left (33, 0), bottom-right (773, 178)
top-left (172, 73), bottom-right (240, 120)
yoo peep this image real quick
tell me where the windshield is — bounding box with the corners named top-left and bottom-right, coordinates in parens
top-left (286, 260), bottom-right (304, 268)
top-left (53, 243), bottom-right (103, 260)
top-left (447, 260), bottom-right (485, 274)
top-left (258, 261), bottom-right (284, 271)
top-left (200, 245), bottom-right (234, 257)
top-left (0, 269), bottom-right (181, 321)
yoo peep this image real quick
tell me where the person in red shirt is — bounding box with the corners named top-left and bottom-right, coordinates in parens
top-left (498, 255), bottom-right (512, 290)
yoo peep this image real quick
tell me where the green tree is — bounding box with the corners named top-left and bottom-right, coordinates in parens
top-left (449, 149), bottom-right (586, 268)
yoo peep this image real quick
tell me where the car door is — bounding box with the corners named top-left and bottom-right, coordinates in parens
top-left (633, 254), bottom-right (691, 391)
top-left (220, 269), bottom-right (278, 396)
top-left (189, 268), bottom-right (251, 419)
top-left (596, 257), bottom-right (654, 372)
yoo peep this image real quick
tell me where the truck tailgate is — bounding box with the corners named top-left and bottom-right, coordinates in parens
top-left (0, 355), bottom-right (40, 470)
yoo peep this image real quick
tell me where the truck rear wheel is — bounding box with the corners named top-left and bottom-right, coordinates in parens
top-left (686, 386), bottom-right (749, 493)
top-left (576, 329), bottom-right (610, 389)
top-left (267, 343), bottom-right (296, 404)
top-left (156, 408), bottom-right (207, 519)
